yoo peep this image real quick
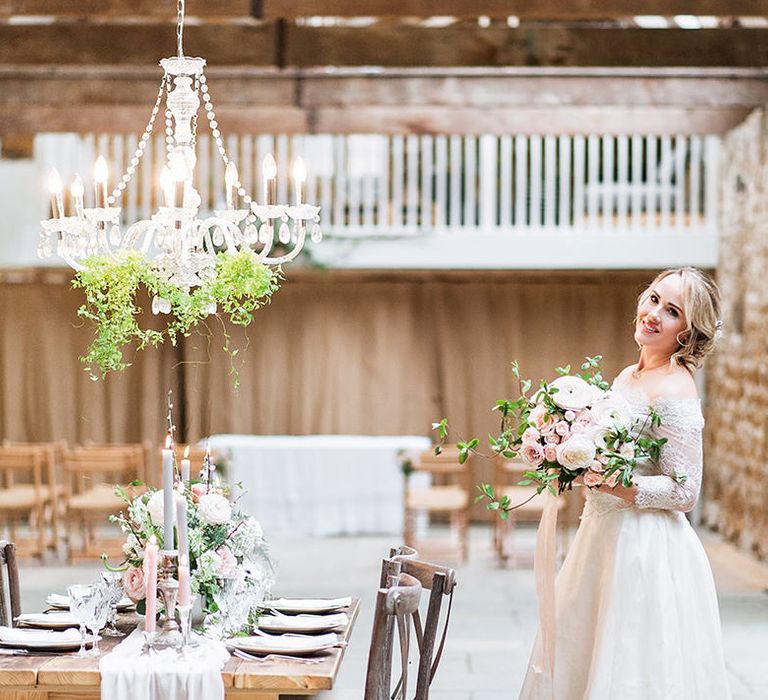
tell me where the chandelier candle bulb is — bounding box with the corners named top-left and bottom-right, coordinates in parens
top-left (159, 166), bottom-right (174, 208)
top-left (71, 175), bottom-right (85, 219)
top-left (263, 153), bottom-right (277, 206)
top-left (293, 157), bottom-right (307, 205)
top-left (225, 161), bottom-right (239, 210)
top-left (181, 445), bottom-right (190, 484)
top-left (93, 156), bottom-right (109, 208)
top-left (144, 535), bottom-right (159, 634)
top-left (162, 435), bottom-right (175, 551)
top-left (47, 169), bottom-right (64, 219)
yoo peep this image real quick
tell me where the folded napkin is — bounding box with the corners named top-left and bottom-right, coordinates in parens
top-left (259, 612), bottom-right (348, 632)
top-left (228, 631), bottom-right (338, 654)
top-left (267, 596), bottom-right (352, 612)
top-left (0, 626), bottom-right (81, 644)
top-left (100, 629), bottom-right (230, 700)
top-left (16, 612), bottom-right (79, 628)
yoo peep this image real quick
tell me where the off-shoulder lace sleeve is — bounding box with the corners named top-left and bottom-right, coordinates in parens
top-left (633, 398), bottom-right (704, 513)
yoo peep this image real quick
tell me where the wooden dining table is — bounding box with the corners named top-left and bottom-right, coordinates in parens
top-left (0, 600), bottom-right (359, 699)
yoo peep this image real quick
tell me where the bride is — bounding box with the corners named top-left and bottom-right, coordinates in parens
top-left (518, 267), bottom-right (731, 700)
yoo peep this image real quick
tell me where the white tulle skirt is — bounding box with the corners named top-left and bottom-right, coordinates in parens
top-left (518, 495), bottom-right (732, 700)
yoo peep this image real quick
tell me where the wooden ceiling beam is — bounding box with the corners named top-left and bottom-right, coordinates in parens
top-left (1, 23), bottom-right (766, 67)
top-left (260, 1), bottom-right (768, 19)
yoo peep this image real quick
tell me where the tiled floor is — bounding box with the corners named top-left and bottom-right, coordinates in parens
top-left (17, 525), bottom-right (768, 699)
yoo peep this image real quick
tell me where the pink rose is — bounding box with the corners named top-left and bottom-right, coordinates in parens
top-left (522, 427), bottom-right (541, 444)
top-left (564, 410), bottom-right (576, 422)
top-left (583, 470), bottom-right (604, 488)
top-left (543, 444), bottom-right (558, 462)
top-left (545, 433), bottom-right (560, 445)
top-left (123, 565), bottom-right (146, 602)
top-left (570, 423), bottom-right (585, 434)
top-left (529, 405), bottom-right (556, 434)
top-left (190, 483), bottom-right (207, 503)
top-left (575, 410), bottom-right (593, 426)
top-left (216, 545), bottom-right (237, 576)
top-left (554, 421), bottom-right (570, 438)
top-left (598, 455), bottom-right (609, 465)
top-left (605, 471), bottom-right (622, 488)
top-left (589, 459), bottom-right (604, 473)
top-left (520, 442), bottom-right (544, 468)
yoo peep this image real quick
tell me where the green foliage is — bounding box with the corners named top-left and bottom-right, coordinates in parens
top-left (73, 250), bottom-right (279, 382)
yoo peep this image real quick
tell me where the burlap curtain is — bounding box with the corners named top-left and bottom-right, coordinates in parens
top-left (0, 270), bottom-right (645, 450)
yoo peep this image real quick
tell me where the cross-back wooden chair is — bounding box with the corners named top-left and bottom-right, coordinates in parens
top-left (0, 541), bottom-right (21, 627)
top-left (404, 446), bottom-right (470, 563)
top-left (364, 571), bottom-right (423, 700)
top-left (0, 444), bottom-right (56, 557)
top-left (381, 546), bottom-right (457, 700)
top-left (62, 444), bottom-right (145, 561)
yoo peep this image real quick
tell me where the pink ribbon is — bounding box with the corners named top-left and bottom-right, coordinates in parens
top-left (530, 491), bottom-right (558, 698)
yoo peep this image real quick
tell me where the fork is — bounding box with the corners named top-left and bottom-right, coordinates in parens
top-left (229, 648), bottom-right (324, 664)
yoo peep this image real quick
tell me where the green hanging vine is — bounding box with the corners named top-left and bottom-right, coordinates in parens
top-left (72, 250), bottom-right (280, 384)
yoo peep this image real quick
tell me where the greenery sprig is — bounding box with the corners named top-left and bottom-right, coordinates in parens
top-left (72, 250), bottom-right (280, 386)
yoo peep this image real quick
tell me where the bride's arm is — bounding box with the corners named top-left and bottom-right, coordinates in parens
top-left (610, 399), bottom-right (704, 512)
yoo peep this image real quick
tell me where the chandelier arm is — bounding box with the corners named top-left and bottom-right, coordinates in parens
top-left (199, 217), bottom-right (241, 255)
top-left (177, 0), bottom-right (185, 58)
top-left (61, 251), bottom-right (86, 272)
top-left (261, 224), bottom-right (307, 265)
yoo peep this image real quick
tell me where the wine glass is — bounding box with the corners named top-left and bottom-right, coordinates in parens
top-left (67, 584), bottom-right (97, 657)
top-left (99, 571), bottom-right (124, 637)
top-left (84, 586), bottom-right (111, 657)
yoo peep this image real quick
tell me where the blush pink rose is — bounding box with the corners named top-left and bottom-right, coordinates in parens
top-left (570, 423), bottom-right (585, 434)
top-left (543, 444), bottom-right (558, 462)
top-left (190, 483), bottom-right (207, 503)
top-left (590, 459), bottom-right (605, 473)
top-left (522, 427), bottom-right (541, 444)
top-left (605, 471), bottom-right (622, 488)
top-left (123, 565), bottom-right (146, 602)
top-left (216, 545), bottom-right (237, 576)
top-left (564, 410), bottom-right (576, 422)
top-left (583, 470), bottom-right (604, 488)
top-left (545, 433), bottom-right (560, 445)
top-left (520, 442), bottom-right (544, 467)
top-left (529, 405), bottom-right (556, 434)
top-left (554, 421), bottom-right (570, 438)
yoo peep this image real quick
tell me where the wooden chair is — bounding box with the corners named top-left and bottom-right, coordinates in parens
top-left (364, 571), bottom-right (423, 700)
top-left (404, 446), bottom-right (470, 563)
top-left (492, 458), bottom-right (573, 567)
top-left (0, 541), bottom-right (21, 627)
top-left (382, 546), bottom-right (457, 700)
top-left (62, 444), bottom-right (145, 562)
top-left (0, 444), bottom-right (57, 557)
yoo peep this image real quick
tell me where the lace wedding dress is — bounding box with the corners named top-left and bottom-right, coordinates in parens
top-left (518, 383), bottom-right (732, 700)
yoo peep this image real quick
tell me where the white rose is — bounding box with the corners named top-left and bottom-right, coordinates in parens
top-left (556, 435), bottom-right (597, 470)
top-left (548, 376), bottom-right (595, 411)
top-left (147, 490), bottom-right (175, 528)
top-left (591, 392), bottom-right (634, 430)
top-left (590, 428), bottom-right (612, 451)
top-left (197, 493), bottom-right (232, 525)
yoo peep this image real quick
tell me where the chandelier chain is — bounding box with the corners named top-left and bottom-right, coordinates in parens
top-left (177, 0), bottom-right (185, 58)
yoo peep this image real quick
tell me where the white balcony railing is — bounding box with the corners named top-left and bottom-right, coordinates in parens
top-left (33, 132), bottom-right (721, 269)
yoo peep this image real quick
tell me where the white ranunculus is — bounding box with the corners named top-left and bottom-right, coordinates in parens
top-left (590, 428), bottom-right (612, 451)
top-left (591, 392), bottom-right (634, 430)
top-left (147, 490), bottom-right (175, 528)
top-left (197, 493), bottom-right (232, 525)
top-left (556, 435), bottom-right (597, 470)
top-left (549, 376), bottom-right (595, 411)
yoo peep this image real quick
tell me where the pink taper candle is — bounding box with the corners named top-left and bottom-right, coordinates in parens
top-left (144, 535), bottom-right (158, 633)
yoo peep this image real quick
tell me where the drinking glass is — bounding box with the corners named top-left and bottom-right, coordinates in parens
top-left (67, 584), bottom-right (97, 657)
top-left (99, 571), bottom-right (124, 637)
top-left (85, 586), bottom-right (112, 657)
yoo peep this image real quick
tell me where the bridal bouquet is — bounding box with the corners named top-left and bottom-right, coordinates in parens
top-left (438, 357), bottom-right (667, 517)
top-left (108, 482), bottom-right (272, 614)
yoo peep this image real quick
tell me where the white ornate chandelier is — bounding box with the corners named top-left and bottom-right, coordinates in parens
top-left (39, 0), bottom-right (321, 302)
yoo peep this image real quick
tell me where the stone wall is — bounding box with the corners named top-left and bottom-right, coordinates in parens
top-left (703, 108), bottom-right (768, 558)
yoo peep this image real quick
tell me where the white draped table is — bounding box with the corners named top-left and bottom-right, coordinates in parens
top-left (207, 435), bottom-right (431, 536)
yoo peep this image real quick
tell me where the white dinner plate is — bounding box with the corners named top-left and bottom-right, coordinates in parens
top-left (0, 628), bottom-right (97, 651)
top-left (258, 612), bottom-right (348, 634)
top-left (16, 612), bottom-right (80, 630)
top-left (266, 597), bottom-right (352, 614)
top-left (227, 631), bottom-right (338, 657)
top-left (46, 593), bottom-right (135, 612)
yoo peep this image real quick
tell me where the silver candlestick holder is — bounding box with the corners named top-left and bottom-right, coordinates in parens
top-left (153, 550), bottom-right (182, 650)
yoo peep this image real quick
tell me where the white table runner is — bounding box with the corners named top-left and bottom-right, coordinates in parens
top-left (100, 629), bottom-right (230, 700)
top-left (208, 435), bottom-right (431, 536)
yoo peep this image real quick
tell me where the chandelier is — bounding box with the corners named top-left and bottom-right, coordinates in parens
top-left (39, 0), bottom-right (322, 304)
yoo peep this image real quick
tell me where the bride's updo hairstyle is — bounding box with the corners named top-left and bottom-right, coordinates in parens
top-left (639, 267), bottom-right (721, 371)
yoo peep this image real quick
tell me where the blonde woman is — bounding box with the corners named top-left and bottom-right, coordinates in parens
top-left (518, 267), bottom-right (731, 700)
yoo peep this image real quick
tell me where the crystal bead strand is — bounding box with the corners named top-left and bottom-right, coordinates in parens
top-left (106, 80), bottom-right (165, 206)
